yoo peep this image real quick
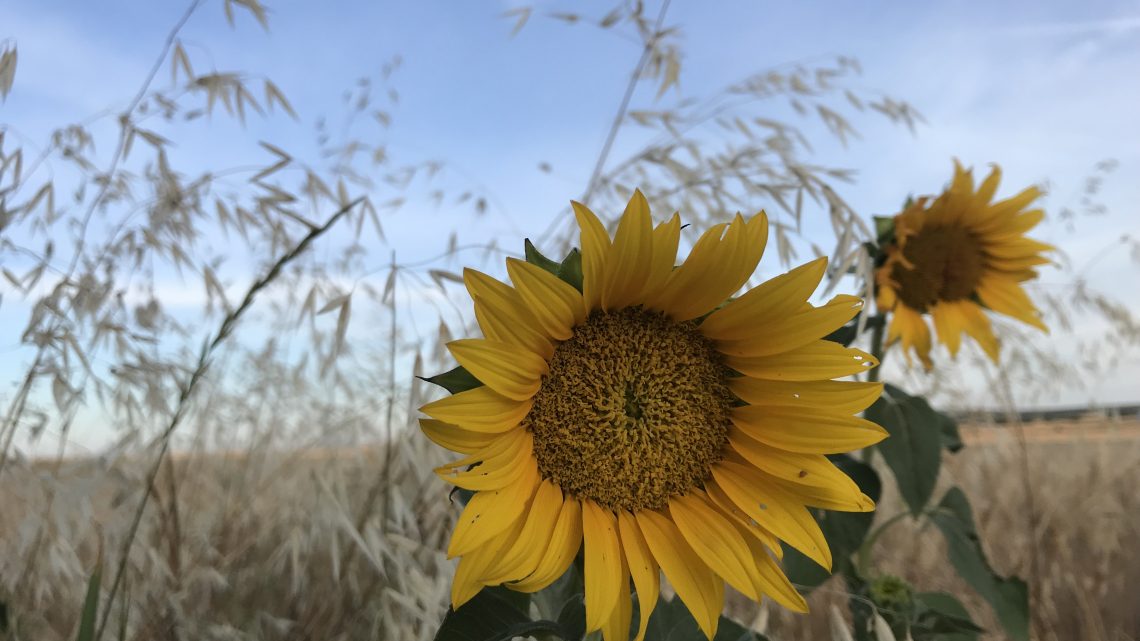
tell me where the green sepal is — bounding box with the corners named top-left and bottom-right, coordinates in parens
top-left (522, 239), bottom-right (583, 292)
top-left (525, 238), bottom-right (563, 275)
top-left (419, 365), bottom-right (483, 394)
top-left (557, 248), bottom-right (583, 292)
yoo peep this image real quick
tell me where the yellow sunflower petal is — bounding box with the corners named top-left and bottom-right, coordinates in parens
top-left (988, 185), bottom-right (1043, 219)
top-left (986, 208), bottom-right (1045, 239)
top-left (483, 479), bottom-right (564, 584)
top-left (506, 257), bottom-right (586, 340)
top-left (987, 254), bottom-right (1053, 271)
top-left (583, 501), bottom-right (624, 632)
top-left (420, 386), bottom-right (532, 434)
top-left (618, 511), bottom-right (660, 641)
top-left (727, 428), bottom-right (862, 493)
top-left (953, 300), bottom-right (1000, 362)
top-left (728, 379), bottom-right (883, 415)
top-left (508, 497), bottom-right (583, 592)
top-left (763, 473), bottom-right (876, 513)
top-left (643, 220), bottom-right (726, 316)
top-left (649, 211), bottom-right (769, 321)
top-left (452, 511), bottom-right (529, 607)
top-left (716, 295), bottom-right (864, 357)
top-left (931, 300), bottom-right (999, 360)
top-left (728, 517), bottom-right (809, 613)
top-left (984, 237), bottom-right (1056, 260)
top-left (644, 212), bottom-right (681, 295)
top-left (710, 461), bottom-right (832, 570)
top-left (976, 273), bottom-right (1047, 331)
top-left (876, 281), bottom-right (898, 311)
top-left (447, 458), bottom-right (539, 558)
top-left (973, 165), bottom-right (1001, 208)
top-left (435, 430), bottom-right (534, 491)
top-left (670, 492), bottom-right (764, 602)
top-left (602, 189), bottom-right (654, 310)
top-left (887, 304), bottom-right (934, 370)
top-left (700, 257), bottom-right (827, 341)
top-left (732, 406), bottom-right (887, 454)
top-left (464, 268), bottom-right (549, 339)
top-left (447, 338), bottom-right (548, 401)
top-left (601, 547), bottom-right (632, 641)
top-left (419, 418), bottom-right (500, 454)
top-left (704, 481), bottom-right (783, 559)
top-left (726, 447), bottom-right (875, 513)
top-left (687, 490), bottom-right (809, 612)
top-left (473, 291), bottom-right (554, 360)
top-left (930, 302), bottom-right (964, 357)
top-left (572, 200), bottom-right (612, 310)
top-left (636, 508), bottom-right (724, 640)
top-left (724, 340), bottom-right (878, 381)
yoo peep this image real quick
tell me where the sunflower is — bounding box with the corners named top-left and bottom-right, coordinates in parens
top-left (420, 191), bottom-right (885, 641)
top-left (875, 162), bottom-right (1053, 369)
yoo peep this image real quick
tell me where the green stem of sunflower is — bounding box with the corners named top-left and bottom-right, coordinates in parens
top-left (855, 509), bottom-right (912, 580)
top-left (867, 313), bottom-right (886, 383)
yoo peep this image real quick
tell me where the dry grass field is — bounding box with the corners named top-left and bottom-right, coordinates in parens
top-left (2, 416), bottom-right (1137, 641)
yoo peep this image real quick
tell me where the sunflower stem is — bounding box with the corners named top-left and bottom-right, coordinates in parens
top-left (855, 509), bottom-right (913, 580)
top-left (867, 312), bottom-right (886, 383)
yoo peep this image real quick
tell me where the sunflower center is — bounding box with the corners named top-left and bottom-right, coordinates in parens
top-left (890, 225), bottom-right (985, 312)
top-left (525, 307), bottom-right (733, 511)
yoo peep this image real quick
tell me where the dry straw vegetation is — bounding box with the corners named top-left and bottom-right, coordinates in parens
top-left (1, 1), bottom-right (1138, 640)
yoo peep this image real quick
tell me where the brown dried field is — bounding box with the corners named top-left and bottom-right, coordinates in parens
top-left (2, 416), bottom-right (1137, 641)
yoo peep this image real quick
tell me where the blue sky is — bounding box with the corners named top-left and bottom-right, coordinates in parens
top-left (3, 0), bottom-right (1139, 453)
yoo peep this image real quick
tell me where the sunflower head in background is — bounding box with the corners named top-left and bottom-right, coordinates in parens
top-left (875, 162), bottom-right (1053, 369)
top-left (420, 190), bottom-right (886, 641)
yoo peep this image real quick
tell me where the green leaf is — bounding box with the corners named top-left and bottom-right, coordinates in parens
top-left (912, 592), bottom-right (983, 641)
top-left (0, 599), bottom-right (9, 634)
top-left (76, 556), bottom-right (102, 641)
top-left (841, 571), bottom-right (875, 641)
top-left (420, 365), bottom-right (483, 394)
top-left (553, 595), bottom-right (585, 641)
top-left (643, 595), bottom-right (767, 641)
top-left (937, 412), bottom-right (964, 453)
top-left (823, 321), bottom-right (859, 347)
top-left (558, 248), bottom-right (584, 292)
top-left (865, 384), bottom-right (943, 515)
top-left (783, 454), bottom-right (881, 591)
top-left (449, 486), bottom-right (475, 507)
top-left (929, 488), bottom-right (1029, 641)
top-left (525, 238), bottom-right (562, 275)
top-left (532, 562), bottom-right (585, 623)
top-left (823, 315), bottom-right (884, 347)
top-left (434, 587), bottom-right (568, 641)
